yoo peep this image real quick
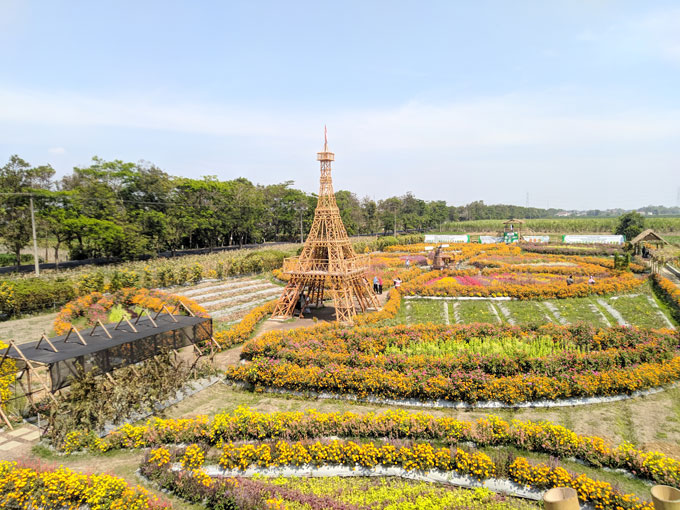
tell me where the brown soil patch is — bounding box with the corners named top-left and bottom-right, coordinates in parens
top-left (642, 441), bottom-right (680, 458)
top-left (0, 312), bottom-right (58, 345)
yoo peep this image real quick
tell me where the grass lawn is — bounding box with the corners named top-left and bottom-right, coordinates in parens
top-left (500, 301), bottom-right (551, 326)
top-left (608, 294), bottom-right (674, 329)
top-left (455, 300), bottom-right (500, 324)
top-left (383, 285), bottom-right (677, 330)
top-left (547, 298), bottom-right (611, 327)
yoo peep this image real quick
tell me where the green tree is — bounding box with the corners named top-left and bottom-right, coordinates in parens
top-left (0, 156), bottom-right (54, 268)
top-left (615, 212), bottom-right (645, 241)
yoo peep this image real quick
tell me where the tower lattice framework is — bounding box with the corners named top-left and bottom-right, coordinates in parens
top-left (271, 131), bottom-right (379, 324)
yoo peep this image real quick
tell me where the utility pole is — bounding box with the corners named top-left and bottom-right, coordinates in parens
top-left (29, 195), bottom-right (40, 276)
top-left (300, 209), bottom-right (304, 244)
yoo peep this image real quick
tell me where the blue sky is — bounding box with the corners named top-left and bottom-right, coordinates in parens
top-left (1, 1), bottom-right (679, 210)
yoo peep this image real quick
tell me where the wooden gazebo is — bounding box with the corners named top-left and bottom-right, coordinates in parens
top-left (630, 229), bottom-right (668, 255)
top-left (503, 219), bottom-right (525, 235)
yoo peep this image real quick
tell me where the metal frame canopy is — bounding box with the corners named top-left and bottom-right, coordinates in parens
top-left (0, 308), bottom-right (214, 428)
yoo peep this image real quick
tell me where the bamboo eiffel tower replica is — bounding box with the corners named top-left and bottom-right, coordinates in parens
top-left (271, 131), bottom-right (379, 324)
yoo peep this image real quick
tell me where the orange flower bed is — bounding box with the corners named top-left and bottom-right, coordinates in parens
top-left (213, 299), bottom-right (277, 348)
top-left (229, 322), bottom-right (680, 405)
top-left (54, 287), bottom-right (207, 335)
top-left (401, 269), bottom-right (644, 300)
top-left (652, 273), bottom-right (680, 321)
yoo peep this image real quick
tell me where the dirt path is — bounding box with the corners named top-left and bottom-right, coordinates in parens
top-left (0, 312), bottom-right (57, 344)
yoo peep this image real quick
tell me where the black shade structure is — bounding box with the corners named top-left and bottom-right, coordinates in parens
top-left (0, 312), bottom-right (213, 394)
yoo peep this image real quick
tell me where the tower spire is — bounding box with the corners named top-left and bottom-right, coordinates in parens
top-left (317, 127), bottom-right (336, 202)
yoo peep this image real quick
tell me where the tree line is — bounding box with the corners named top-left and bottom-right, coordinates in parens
top-left (0, 155), bottom-right (565, 266)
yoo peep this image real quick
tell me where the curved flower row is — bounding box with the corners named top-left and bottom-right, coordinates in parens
top-left (227, 354), bottom-right (680, 405)
top-left (0, 460), bottom-right (166, 510)
top-left (54, 287), bottom-right (207, 335)
top-left (63, 407), bottom-right (680, 488)
top-left (213, 299), bottom-right (277, 349)
top-left (143, 442), bottom-right (652, 510)
top-left (469, 252), bottom-right (645, 275)
top-left (238, 323), bottom-right (679, 380)
top-left (141, 469), bottom-right (536, 510)
top-left (403, 270), bottom-right (644, 299)
top-left (652, 273), bottom-right (680, 321)
top-left (217, 439), bottom-right (494, 476)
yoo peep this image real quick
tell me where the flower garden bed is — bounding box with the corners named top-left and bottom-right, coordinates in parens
top-left (62, 406), bottom-right (680, 489)
top-left (652, 273), bottom-right (680, 322)
top-left (140, 436), bottom-right (656, 510)
top-left (0, 460), bottom-right (167, 509)
top-left (404, 269), bottom-right (644, 299)
top-left (143, 461), bottom-right (541, 509)
top-left (53, 286), bottom-right (276, 351)
top-left (227, 323), bottom-right (680, 405)
top-left (53, 287), bottom-right (209, 334)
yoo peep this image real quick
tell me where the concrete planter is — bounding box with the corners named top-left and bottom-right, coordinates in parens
top-left (543, 487), bottom-right (580, 510)
top-left (651, 485), bottom-right (680, 510)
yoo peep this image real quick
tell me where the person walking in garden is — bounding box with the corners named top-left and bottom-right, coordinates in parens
top-left (378, 276), bottom-right (383, 294)
top-left (373, 275), bottom-right (379, 293)
top-left (405, 259), bottom-right (411, 268)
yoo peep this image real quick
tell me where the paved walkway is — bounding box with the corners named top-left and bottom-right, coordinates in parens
top-left (661, 265), bottom-right (680, 287)
top-left (0, 423), bottom-right (40, 458)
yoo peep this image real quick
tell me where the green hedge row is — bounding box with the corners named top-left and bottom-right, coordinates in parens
top-left (0, 253), bottom-right (44, 267)
top-left (353, 234), bottom-right (424, 253)
top-left (0, 249), bottom-right (288, 317)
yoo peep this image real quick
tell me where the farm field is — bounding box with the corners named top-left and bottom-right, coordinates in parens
top-left (436, 216), bottom-right (680, 235)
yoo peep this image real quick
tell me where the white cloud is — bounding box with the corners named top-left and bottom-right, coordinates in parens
top-left (635, 7), bottom-right (680, 62)
top-left (1, 87), bottom-right (678, 156)
top-left (48, 147), bottom-right (66, 155)
top-left (575, 7), bottom-right (680, 64)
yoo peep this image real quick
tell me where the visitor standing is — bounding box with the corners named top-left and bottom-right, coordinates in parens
top-left (405, 259), bottom-right (411, 268)
top-left (566, 275), bottom-right (574, 286)
top-left (394, 277), bottom-right (402, 290)
top-left (298, 293), bottom-right (307, 318)
top-left (588, 275), bottom-right (595, 285)
top-left (373, 275), bottom-right (379, 293)
top-left (378, 276), bottom-right (383, 295)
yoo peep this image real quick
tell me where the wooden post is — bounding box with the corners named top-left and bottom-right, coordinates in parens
top-left (90, 320), bottom-right (112, 339)
top-left (154, 305), bottom-right (178, 322)
top-left (115, 317), bottom-right (138, 333)
top-left (8, 341), bottom-right (57, 404)
top-left (36, 333), bottom-right (59, 352)
top-left (134, 308), bottom-right (158, 328)
top-left (64, 326), bottom-right (87, 345)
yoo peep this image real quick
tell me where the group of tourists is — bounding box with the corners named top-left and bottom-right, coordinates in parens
top-left (372, 275), bottom-right (403, 294)
top-left (373, 275), bottom-right (383, 294)
top-left (566, 274), bottom-right (596, 286)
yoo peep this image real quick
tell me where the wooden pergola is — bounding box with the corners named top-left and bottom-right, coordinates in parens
top-left (503, 219), bottom-right (525, 240)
